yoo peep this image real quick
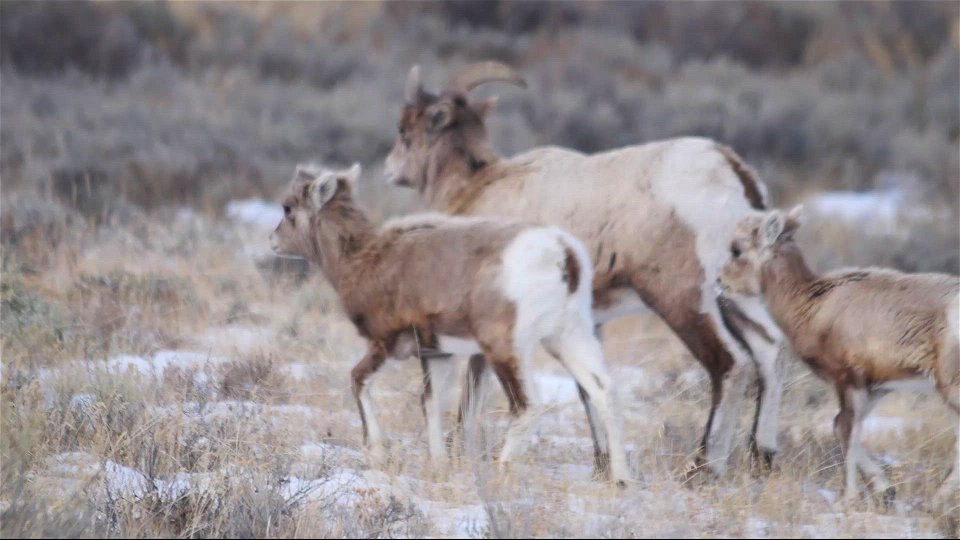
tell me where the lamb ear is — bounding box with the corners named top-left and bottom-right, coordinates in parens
top-left (307, 174), bottom-right (337, 210)
top-left (760, 210), bottom-right (786, 248)
top-left (296, 164), bottom-right (317, 182)
top-left (341, 163), bottom-right (361, 186)
top-left (782, 204), bottom-right (803, 239)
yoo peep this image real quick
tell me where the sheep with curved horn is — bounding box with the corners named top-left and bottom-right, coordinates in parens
top-left (386, 60), bottom-right (788, 478)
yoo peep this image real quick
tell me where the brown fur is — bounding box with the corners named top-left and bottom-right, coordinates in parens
top-left (284, 181), bottom-right (525, 357)
top-left (563, 246), bottom-right (580, 294)
top-left (720, 208), bottom-right (960, 501)
top-left (272, 164), bottom-right (611, 467)
top-left (722, 211), bottom-right (959, 397)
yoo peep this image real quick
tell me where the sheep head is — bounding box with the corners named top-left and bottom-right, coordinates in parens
top-left (718, 205), bottom-right (804, 297)
top-left (270, 162), bottom-right (361, 259)
top-left (385, 62), bottom-right (526, 191)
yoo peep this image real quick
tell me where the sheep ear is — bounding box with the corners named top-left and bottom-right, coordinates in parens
top-left (405, 65), bottom-right (422, 104)
top-left (426, 102), bottom-right (454, 132)
top-left (340, 163), bottom-right (361, 186)
top-left (307, 174), bottom-right (337, 210)
top-left (760, 211), bottom-right (786, 248)
top-left (296, 165), bottom-right (316, 182)
top-left (782, 204), bottom-right (803, 239)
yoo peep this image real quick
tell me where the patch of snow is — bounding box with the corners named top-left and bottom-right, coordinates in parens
top-left (417, 501), bottom-right (488, 538)
top-left (284, 362), bottom-right (314, 380)
top-left (226, 198), bottom-right (284, 230)
top-left (817, 488), bottom-right (838, 505)
top-left (534, 372), bottom-right (579, 406)
top-left (745, 517), bottom-right (772, 537)
top-left (200, 324), bottom-right (274, 356)
top-left (102, 461), bottom-right (152, 499)
top-left (862, 415), bottom-right (917, 438)
top-left (805, 189), bottom-right (903, 233)
top-left (805, 182), bottom-right (951, 236)
top-left (300, 442), bottom-right (362, 463)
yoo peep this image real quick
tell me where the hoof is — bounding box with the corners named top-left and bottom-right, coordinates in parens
top-left (750, 449), bottom-right (777, 476)
top-left (882, 486), bottom-right (897, 508)
top-left (749, 438), bottom-right (777, 474)
top-left (761, 449), bottom-right (776, 469)
top-left (682, 456), bottom-right (714, 485)
top-left (615, 479), bottom-right (628, 489)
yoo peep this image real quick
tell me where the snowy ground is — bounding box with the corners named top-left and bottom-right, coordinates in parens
top-left (3, 201), bottom-right (956, 537)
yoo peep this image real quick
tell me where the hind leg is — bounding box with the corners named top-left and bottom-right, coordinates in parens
top-left (421, 356), bottom-right (455, 462)
top-left (486, 352), bottom-right (537, 463)
top-left (351, 347), bottom-right (387, 459)
top-left (543, 319), bottom-right (629, 484)
top-left (836, 386), bottom-right (893, 505)
top-left (454, 354), bottom-right (489, 456)
top-left (935, 377), bottom-right (960, 504)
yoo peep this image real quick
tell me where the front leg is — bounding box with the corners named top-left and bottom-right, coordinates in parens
top-left (351, 345), bottom-right (387, 457)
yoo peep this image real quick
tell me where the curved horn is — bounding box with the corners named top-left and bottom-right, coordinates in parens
top-left (446, 61), bottom-right (527, 95)
top-left (404, 65), bottom-right (422, 104)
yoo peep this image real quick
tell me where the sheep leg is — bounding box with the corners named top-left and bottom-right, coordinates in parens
top-left (454, 353), bottom-right (489, 456)
top-left (935, 378), bottom-right (959, 503)
top-left (854, 390), bottom-right (894, 502)
top-left (544, 320), bottom-right (629, 485)
top-left (488, 354), bottom-right (537, 463)
top-left (577, 322), bottom-right (612, 477)
top-left (576, 382), bottom-right (611, 478)
top-left (351, 348), bottom-right (387, 457)
top-left (935, 416), bottom-right (959, 504)
top-left (542, 336), bottom-right (613, 481)
top-left (421, 356), bottom-right (453, 462)
top-left (719, 294), bottom-right (784, 470)
top-left (834, 385), bottom-right (859, 503)
top-left (837, 386), bottom-right (894, 505)
top-left (748, 339), bottom-right (786, 470)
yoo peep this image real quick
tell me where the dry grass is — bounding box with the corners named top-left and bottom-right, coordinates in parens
top-left (1, 195), bottom-right (956, 538)
top-left (1, 2), bottom-right (957, 537)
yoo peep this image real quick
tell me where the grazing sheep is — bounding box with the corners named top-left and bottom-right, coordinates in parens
top-left (718, 205), bottom-right (959, 504)
top-left (270, 162), bottom-right (629, 484)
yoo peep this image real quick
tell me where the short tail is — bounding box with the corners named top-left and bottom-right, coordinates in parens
top-left (562, 247), bottom-right (581, 295)
top-left (716, 143), bottom-right (767, 210)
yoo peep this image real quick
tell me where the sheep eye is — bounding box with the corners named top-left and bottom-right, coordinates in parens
top-left (398, 124), bottom-right (405, 136)
top-left (283, 205), bottom-right (291, 216)
top-left (731, 245), bottom-right (742, 259)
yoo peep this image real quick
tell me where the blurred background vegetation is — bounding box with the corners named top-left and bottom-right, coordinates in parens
top-left (2, 0), bottom-right (958, 271)
top-left (1, 5), bottom-right (958, 536)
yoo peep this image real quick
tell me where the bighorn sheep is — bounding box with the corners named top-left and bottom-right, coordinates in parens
top-left (386, 61), bottom-right (787, 476)
top-left (270, 162), bottom-right (629, 484)
top-left (718, 205), bottom-right (959, 504)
